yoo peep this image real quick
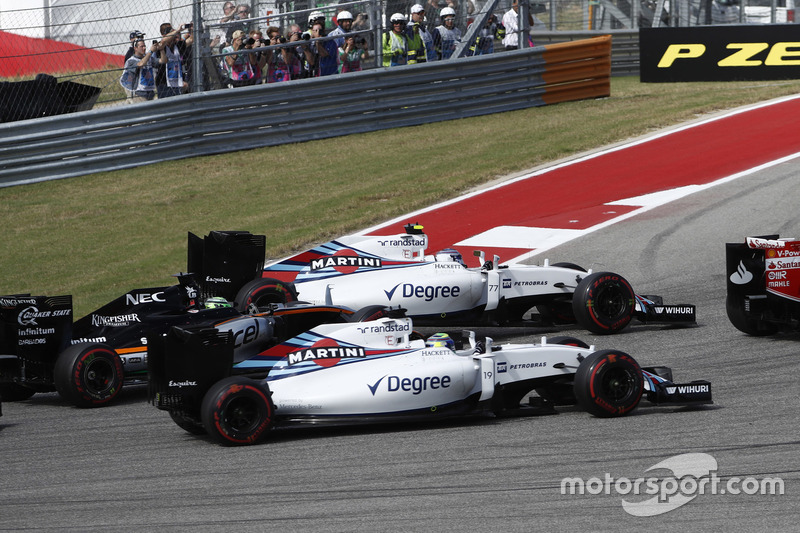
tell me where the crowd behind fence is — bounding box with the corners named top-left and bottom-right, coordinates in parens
top-left (0, 0), bottom-right (795, 120)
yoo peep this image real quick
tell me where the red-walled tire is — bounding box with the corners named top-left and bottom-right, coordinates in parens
top-left (572, 272), bottom-right (635, 334)
top-left (201, 377), bottom-right (274, 446)
top-left (574, 350), bottom-right (643, 418)
top-left (54, 343), bottom-right (124, 407)
top-left (234, 278), bottom-right (298, 313)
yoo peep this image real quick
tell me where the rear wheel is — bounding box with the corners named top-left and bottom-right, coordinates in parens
top-left (349, 305), bottom-right (390, 322)
top-left (201, 377), bottom-right (274, 446)
top-left (725, 296), bottom-right (778, 336)
top-left (234, 278), bottom-right (298, 313)
top-left (574, 350), bottom-right (643, 417)
top-left (169, 411), bottom-right (207, 435)
top-left (53, 343), bottom-right (124, 407)
top-left (572, 272), bottom-right (635, 334)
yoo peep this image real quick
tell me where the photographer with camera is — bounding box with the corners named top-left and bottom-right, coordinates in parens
top-left (339, 34), bottom-right (369, 73)
top-left (120, 39), bottom-right (159, 102)
top-left (155, 22), bottom-right (192, 98)
top-left (124, 30), bottom-right (144, 63)
top-left (300, 11), bottom-right (339, 77)
top-left (263, 27), bottom-right (298, 83)
top-left (221, 29), bottom-right (258, 87)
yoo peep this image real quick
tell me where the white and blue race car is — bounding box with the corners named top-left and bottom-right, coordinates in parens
top-left (148, 309), bottom-right (713, 446)
top-left (239, 223), bottom-right (696, 335)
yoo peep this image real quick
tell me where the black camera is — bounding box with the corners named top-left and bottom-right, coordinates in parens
top-left (355, 37), bottom-right (367, 45)
top-left (278, 35), bottom-right (287, 44)
top-left (301, 31), bottom-right (312, 40)
top-left (152, 39), bottom-right (158, 45)
top-left (185, 23), bottom-right (193, 29)
top-left (244, 37), bottom-right (256, 46)
top-left (358, 12), bottom-right (368, 20)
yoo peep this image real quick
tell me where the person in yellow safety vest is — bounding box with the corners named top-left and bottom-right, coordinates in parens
top-left (406, 21), bottom-right (427, 64)
top-left (383, 12), bottom-right (409, 67)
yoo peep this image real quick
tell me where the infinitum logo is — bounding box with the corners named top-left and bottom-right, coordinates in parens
top-left (561, 452), bottom-right (784, 516)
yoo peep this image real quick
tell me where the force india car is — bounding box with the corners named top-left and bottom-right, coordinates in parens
top-left (726, 234), bottom-right (800, 335)
top-left (248, 223), bottom-right (696, 334)
top-left (148, 310), bottom-right (713, 446)
top-left (0, 231), bottom-right (360, 407)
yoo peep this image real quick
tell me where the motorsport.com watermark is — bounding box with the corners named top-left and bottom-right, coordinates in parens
top-left (560, 453), bottom-right (784, 517)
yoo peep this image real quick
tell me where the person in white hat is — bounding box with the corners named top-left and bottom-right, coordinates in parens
top-left (408, 4), bottom-right (436, 62)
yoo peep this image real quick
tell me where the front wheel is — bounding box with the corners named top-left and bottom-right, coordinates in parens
top-left (53, 343), bottom-right (124, 407)
top-left (201, 377), bottom-right (274, 446)
top-left (574, 350), bottom-right (643, 417)
top-left (234, 278), bottom-right (299, 313)
top-left (572, 272), bottom-right (635, 334)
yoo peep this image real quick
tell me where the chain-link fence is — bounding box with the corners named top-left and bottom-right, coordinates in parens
top-left (0, 0), bottom-right (794, 122)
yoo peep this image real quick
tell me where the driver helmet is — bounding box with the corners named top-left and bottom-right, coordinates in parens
top-left (426, 333), bottom-right (455, 351)
top-left (205, 296), bottom-right (232, 309)
top-left (435, 248), bottom-right (464, 265)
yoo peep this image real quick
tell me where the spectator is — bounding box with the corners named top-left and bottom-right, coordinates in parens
top-left (225, 4), bottom-right (252, 44)
top-left (339, 35), bottom-right (369, 73)
top-left (383, 13), bottom-right (409, 67)
top-left (406, 21), bottom-right (426, 64)
top-left (124, 30), bottom-right (144, 62)
top-left (287, 30), bottom-right (307, 79)
top-left (502, 0), bottom-right (535, 50)
top-left (434, 7), bottom-right (461, 60)
top-left (222, 29), bottom-right (258, 87)
top-left (219, 1), bottom-right (236, 23)
top-left (155, 22), bottom-right (192, 98)
top-left (119, 39), bottom-right (159, 103)
top-left (409, 4), bottom-right (436, 62)
top-left (329, 10), bottom-right (353, 48)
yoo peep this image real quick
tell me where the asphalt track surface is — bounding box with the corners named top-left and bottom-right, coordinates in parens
top-left (2, 111), bottom-right (799, 532)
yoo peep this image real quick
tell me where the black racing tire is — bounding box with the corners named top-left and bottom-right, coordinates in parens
top-left (0, 383), bottom-right (37, 402)
top-left (349, 305), bottom-right (390, 322)
top-left (545, 336), bottom-right (591, 348)
top-left (725, 295), bottom-right (778, 336)
top-left (535, 263), bottom-right (586, 324)
top-left (201, 376), bottom-right (274, 446)
top-left (574, 350), bottom-right (643, 418)
top-left (169, 411), bottom-right (207, 435)
top-left (53, 343), bottom-right (124, 408)
top-left (572, 272), bottom-right (635, 334)
top-left (234, 278), bottom-right (299, 313)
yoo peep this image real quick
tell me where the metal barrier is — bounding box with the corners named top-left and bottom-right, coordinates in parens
top-left (535, 30), bottom-right (639, 76)
top-left (0, 36), bottom-right (610, 188)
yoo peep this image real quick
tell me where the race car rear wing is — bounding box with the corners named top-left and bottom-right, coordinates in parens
top-left (188, 231), bottom-right (266, 302)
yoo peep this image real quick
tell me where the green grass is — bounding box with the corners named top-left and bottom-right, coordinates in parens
top-left (2, 76), bottom-right (799, 317)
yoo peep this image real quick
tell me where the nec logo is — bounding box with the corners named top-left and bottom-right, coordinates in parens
top-left (125, 291), bottom-right (166, 306)
top-left (658, 43), bottom-right (800, 68)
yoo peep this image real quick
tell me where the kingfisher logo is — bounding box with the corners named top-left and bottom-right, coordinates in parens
top-left (310, 250), bottom-right (382, 274)
top-left (287, 338), bottom-right (366, 367)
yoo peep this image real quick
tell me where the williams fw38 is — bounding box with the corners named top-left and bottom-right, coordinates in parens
top-left (149, 310), bottom-right (713, 446)
top-left (248, 223), bottom-right (696, 334)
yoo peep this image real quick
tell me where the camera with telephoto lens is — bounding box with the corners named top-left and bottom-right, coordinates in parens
top-left (244, 37), bottom-right (256, 46)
